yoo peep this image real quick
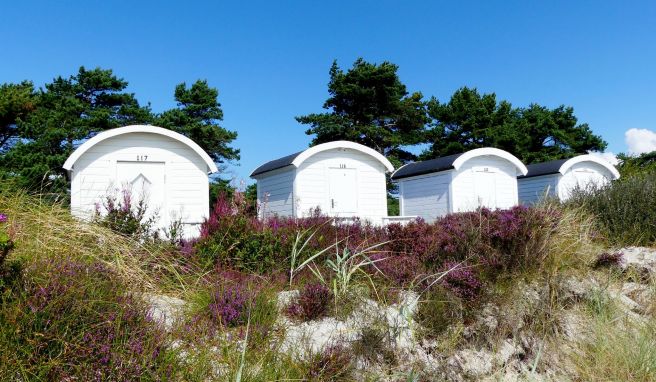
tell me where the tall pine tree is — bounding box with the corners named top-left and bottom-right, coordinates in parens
top-left (157, 80), bottom-right (239, 164)
top-left (296, 59), bottom-right (427, 167)
top-left (421, 87), bottom-right (607, 163)
top-left (0, 67), bottom-right (152, 193)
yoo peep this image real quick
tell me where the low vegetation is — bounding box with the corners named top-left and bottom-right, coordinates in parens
top-left (1, 175), bottom-right (655, 381)
top-left (569, 169), bottom-right (656, 246)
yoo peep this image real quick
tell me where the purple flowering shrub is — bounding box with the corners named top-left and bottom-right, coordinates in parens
top-left (387, 206), bottom-right (559, 271)
top-left (209, 283), bottom-right (251, 327)
top-left (194, 192), bottom-right (560, 300)
top-left (203, 269), bottom-right (278, 342)
top-left (287, 282), bottom-right (333, 321)
top-left (373, 206), bottom-right (559, 299)
top-left (1, 258), bottom-right (177, 380)
top-left (94, 189), bottom-right (157, 239)
top-left (369, 253), bottom-right (426, 287)
top-left (439, 262), bottom-right (483, 301)
top-left (484, 206), bottom-right (561, 272)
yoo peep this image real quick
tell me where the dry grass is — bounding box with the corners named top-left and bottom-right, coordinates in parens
top-left (572, 286), bottom-right (656, 382)
top-left (0, 189), bottom-right (194, 294)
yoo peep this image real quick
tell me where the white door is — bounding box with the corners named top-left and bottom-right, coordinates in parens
top-left (328, 167), bottom-right (358, 215)
top-left (116, 161), bottom-right (166, 228)
top-left (473, 167), bottom-right (497, 209)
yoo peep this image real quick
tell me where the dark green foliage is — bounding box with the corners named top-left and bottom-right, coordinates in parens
top-left (616, 151), bottom-right (656, 178)
top-left (0, 215), bottom-right (20, 295)
top-left (198, 217), bottom-right (285, 272)
top-left (0, 67), bottom-right (152, 194)
top-left (209, 178), bottom-right (236, 206)
top-left (195, 192), bottom-right (335, 272)
top-left (299, 60), bottom-right (603, 171)
top-left (568, 171), bottom-right (656, 246)
top-left (422, 87), bottom-right (607, 163)
top-left (386, 195), bottom-right (399, 216)
top-left (0, 81), bottom-right (36, 152)
top-left (157, 80), bottom-right (239, 164)
top-left (244, 183), bottom-right (257, 206)
top-left (0, 260), bottom-right (22, 296)
top-left (208, 180), bottom-right (257, 217)
top-left (0, 71), bottom-right (239, 196)
top-left (296, 59), bottom-right (428, 167)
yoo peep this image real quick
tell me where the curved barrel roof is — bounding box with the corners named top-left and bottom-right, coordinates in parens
top-left (392, 148), bottom-right (528, 180)
top-left (519, 155), bottom-right (620, 180)
top-left (63, 125), bottom-right (219, 174)
top-left (250, 140), bottom-right (394, 177)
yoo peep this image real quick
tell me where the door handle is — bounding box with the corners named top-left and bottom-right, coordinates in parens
top-left (331, 199), bottom-right (335, 209)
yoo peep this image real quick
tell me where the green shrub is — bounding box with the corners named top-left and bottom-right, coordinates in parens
top-left (568, 171), bottom-right (656, 246)
top-left (196, 215), bottom-right (286, 272)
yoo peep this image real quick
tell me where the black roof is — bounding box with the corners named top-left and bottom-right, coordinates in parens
top-left (519, 159), bottom-right (569, 179)
top-left (391, 153), bottom-right (464, 180)
top-left (250, 151), bottom-right (304, 177)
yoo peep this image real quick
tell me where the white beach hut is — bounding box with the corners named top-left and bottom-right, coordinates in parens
top-left (391, 148), bottom-right (528, 222)
top-left (63, 125), bottom-right (218, 238)
top-left (250, 141), bottom-right (394, 224)
top-left (518, 155), bottom-right (620, 204)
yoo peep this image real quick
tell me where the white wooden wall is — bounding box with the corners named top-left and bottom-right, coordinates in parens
top-left (518, 174), bottom-right (560, 204)
top-left (255, 168), bottom-right (295, 218)
top-left (451, 156), bottom-right (519, 212)
top-left (398, 172), bottom-right (451, 221)
top-left (295, 148), bottom-right (388, 223)
top-left (70, 133), bottom-right (209, 238)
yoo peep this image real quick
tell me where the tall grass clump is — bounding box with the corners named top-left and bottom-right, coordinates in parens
top-left (0, 188), bottom-right (190, 380)
top-left (575, 292), bottom-right (656, 382)
top-left (568, 171), bottom-right (656, 246)
top-left (0, 188), bottom-right (195, 293)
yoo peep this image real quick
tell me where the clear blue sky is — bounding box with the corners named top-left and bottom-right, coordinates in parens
top-left (2, 1), bottom-right (655, 184)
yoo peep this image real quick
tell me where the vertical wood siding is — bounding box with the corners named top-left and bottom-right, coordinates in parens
top-left (70, 133), bottom-right (209, 238)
